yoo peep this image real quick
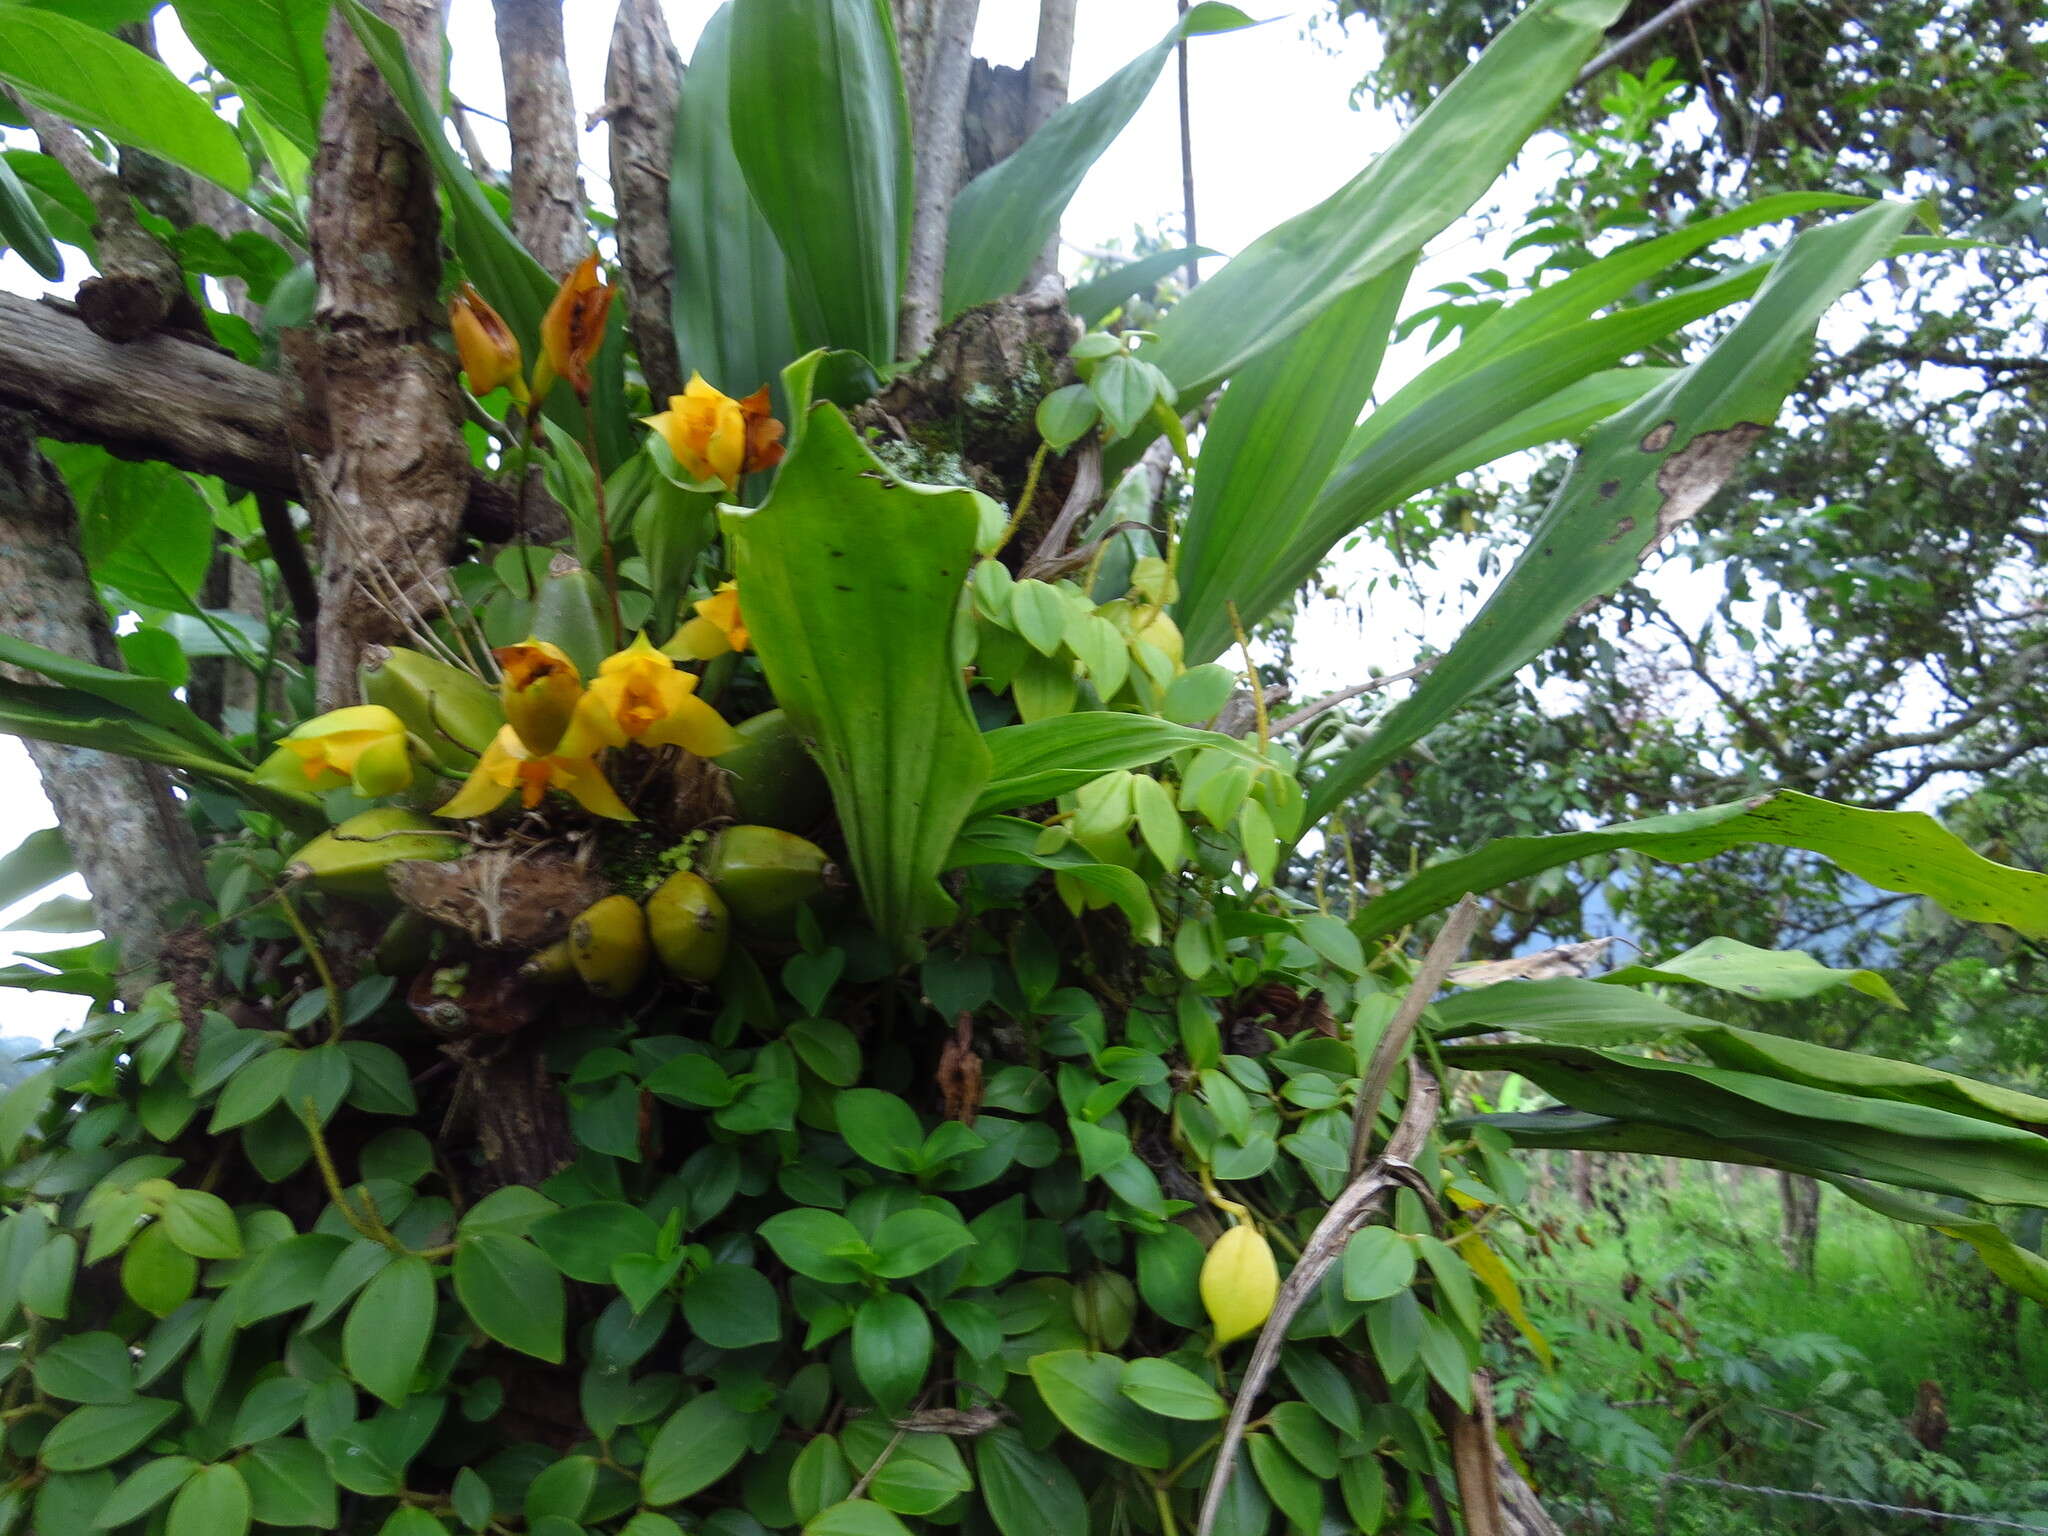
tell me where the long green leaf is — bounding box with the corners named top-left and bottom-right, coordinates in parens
top-left (973, 714), bottom-right (1263, 817)
top-left (1303, 201), bottom-right (1917, 824)
top-left (1439, 980), bottom-right (2048, 1131)
top-left (1068, 246), bottom-right (1217, 328)
top-left (1824, 1177), bottom-right (2048, 1307)
top-left (0, 635), bottom-right (244, 765)
top-left (1600, 935), bottom-right (1901, 1007)
top-left (1211, 198), bottom-right (1872, 649)
top-left (172, 0), bottom-right (330, 155)
top-left (670, 5), bottom-right (799, 399)
top-left (0, 8), bottom-right (249, 192)
top-left (1175, 262), bottom-right (1412, 662)
top-left (947, 816), bottom-right (1160, 944)
top-left (1430, 977), bottom-right (1725, 1044)
top-left (1447, 1041), bottom-right (2048, 1206)
top-left (723, 403), bottom-right (989, 956)
top-left (728, 0), bottom-right (909, 362)
top-left (1143, 0), bottom-right (1623, 403)
top-left (941, 4), bottom-right (1254, 321)
top-left (1352, 788), bottom-right (2048, 942)
top-left (337, 0), bottom-right (630, 470)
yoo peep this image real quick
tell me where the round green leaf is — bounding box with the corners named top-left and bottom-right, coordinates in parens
top-left (973, 1429), bottom-right (1087, 1536)
top-left (1341, 1227), bottom-right (1416, 1303)
top-left (757, 1207), bottom-right (870, 1284)
top-left (530, 1202), bottom-right (661, 1284)
top-left (160, 1189), bottom-right (242, 1260)
top-left (1025, 1350), bottom-right (1170, 1468)
top-left (92, 1455), bottom-right (196, 1529)
top-left (682, 1262), bottom-right (783, 1349)
top-left (642, 1391), bottom-right (751, 1505)
top-left (166, 1463), bottom-right (250, 1536)
top-left (33, 1330), bottom-right (133, 1405)
top-left (122, 1222), bottom-right (197, 1318)
top-left (344, 1253), bottom-right (434, 1407)
top-left (454, 1234), bottom-right (563, 1362)
top-left (852, 1292), bottom-right (930, 1415)
top-left (1035, 383), bottom-right (1099, 452)
top-left (39, 1398), bottom-right (181, 1472)
top-left (803, 1501), bottom-right (912, 1536)
top-left (1117, 1356), bottom-right (1226, 1420)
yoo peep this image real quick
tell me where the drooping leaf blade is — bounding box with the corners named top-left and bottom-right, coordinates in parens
top-left (1448, 1041), bottom-right (2048, 1205)
top-left (728, 0), bottom-right (909, 362)
top-left (1351, 788), bottom-right (2048, 941)
top-left (1600, 935), bottom-right (1901, 1007)
top-left (723, 402), bottom-right (990, 955)
top-left (941, 4), bottom-right (1255, 320)
top-left (1302, 200), bottom-right (1918, 824)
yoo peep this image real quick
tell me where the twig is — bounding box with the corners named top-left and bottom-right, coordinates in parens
top-left (1175, 0), bottom-right (1200, 291)
top-left (1270, 661), bottom-right (1435, 737)
top-left (275, 889), bottom-right (346, 1042)
top-left (1226, 602), bottom-right (1267, 753)
top-left (991, 442), bottom-right (1050, 557)
top-left (1350, 895), bottom-right (1485, 1180)
top-left (1019, 439), bottom-right (1103, 578)
top-left (1193, 1068), bottom-right (1443, 1536)
top-left (1574, 0), bottom-right (1718, 87)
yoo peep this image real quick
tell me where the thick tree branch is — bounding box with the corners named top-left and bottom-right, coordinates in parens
top-left (895, 0), bottom-right (981, 358)
top-left (492, 0), bottom-right (588, 277)
top-left (603, 0), bottom-right (684, 405)
top-left (1813, 643), bottom-right (2045, 792)
top-left (0, 292), bottom-right (551, 544)
top-left (0, 409), bottom-right (205, 998)
top-left (292, 0), bottom-right (474, 705)
top-left (13, 100), bottom-right (203, 343)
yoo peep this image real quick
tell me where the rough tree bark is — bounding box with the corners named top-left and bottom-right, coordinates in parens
top-left (604, 0), bottom-right (685, 405)
top-left (290, 0), bottom-right (472, 707)
top-left (1777, 1169), bottom-right (1821, 1277)
top-left (492, 0), bottom-right (588, 277)
top-left (15, 104), bottom-right (203, 344)
top-left (894, 0), bottom-right (981, 358)
top-left (1022, 0), bottom-right (1077, 285)
top-left (0, 409), bottom-right (205, 997)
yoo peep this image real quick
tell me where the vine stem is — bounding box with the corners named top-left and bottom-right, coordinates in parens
top-left (1226, 601), bottom-right (1268, 754)
top-left (276, 890), bottom-right (345, 1042)
top-left (992, 441), bottom-right (1051, 557)
top-left (580, 410), bottom-right (626, 649)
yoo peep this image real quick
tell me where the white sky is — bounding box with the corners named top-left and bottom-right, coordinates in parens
top-left (0, 2), bottom-right (1824, 1034)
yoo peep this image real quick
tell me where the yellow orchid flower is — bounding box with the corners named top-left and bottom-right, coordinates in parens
top-left (641, 374), bottom-right (785, 488)
top-left (448, 283), bottom-right (526, 403)
top-left (579, 633), bottom-right (739, 757)
top-left (436, 723), bottom-right (634, 822)
top-left (669, 581), bottom-right (749, 661)
top-left (533, 253), bottom-right (616, 405)
top-left (496, 639), bottom-right (584, 756)
top-left (275, 705), bottom-right (414, 797)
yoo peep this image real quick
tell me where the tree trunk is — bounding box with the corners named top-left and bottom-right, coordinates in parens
top-left (291, 0), bottom-right (471, 708)
top-left (492, 0), bottom-right (587, 277)
top-left (0, 409), bottom-right (204, 998)
top-left (604, 0), bottom-right (684, 405)
top-left (894, 0), bottom-right (980, 359)
top-left (1024, 0), bottom-right (1077, 285)
top-left (1777, 1170), bottom-right (1821, 1277)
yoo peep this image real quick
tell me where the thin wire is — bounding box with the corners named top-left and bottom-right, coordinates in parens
top-left (1662, 1473), bottom-right (2048, 1532)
